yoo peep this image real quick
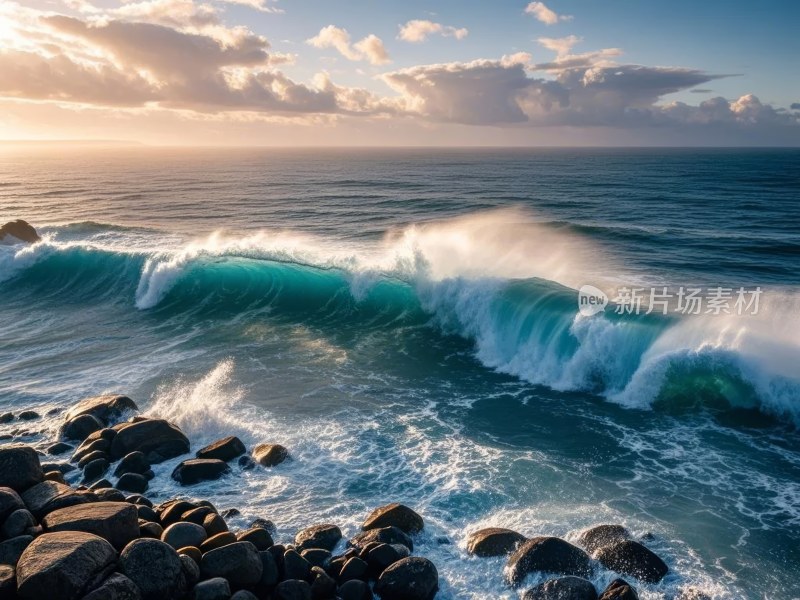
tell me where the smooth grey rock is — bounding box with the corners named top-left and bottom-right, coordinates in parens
top-left (193, 577), bottom-right (230, 600)
top-left (374, 557), bottom-right (438, 600)
top-left (43, 501), bottom-right (139, 550)
top-left (578, 525), bottom-right (632, 555)
top-left (0, 534), bottom-right (33, 566)
top-left (295, 523), bottom-right (341, 551)
top-left (171, 459), bottom-right (230, 486)
top-left (0, 445), bottom-right (43, 492)
top-left (362, 504), bottom-right (423, 535)
top-left (201, 541), bottom-right (262, 588)
top-left (110, 419), bottom-right (189, 464)
top-left (505, 537), bottom-right (593, 586)
top-left (467, 527), bottom-right (526, 557)
top-left (161, 521), bottom-right (207, 550)
top-left (1, 508), bottom-right (36, 539)
top-left (252, 444), bottom-right (288, 467)
top-left (119, 538), bottom-right (186, 600)
top-left (522, 576), bottom-right (598, 600)
top-left (65, 395), bottom-right (138, 426)
top-left (595, 540), bottom-right (668, 584)
top-left (196, 437), bottom-right (246, 462)
top-left (82, 573), bottom-right (142, 600)
top-left (61, 415), bottom-right (104, 442)
top-left (21, 481), bottom-right (91, 520)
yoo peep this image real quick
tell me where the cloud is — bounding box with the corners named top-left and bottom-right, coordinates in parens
top-left (216, 0), bottom-right (284, 14)
top-left (690, 88), bottom-right (713, 94)
top-left (537, 35), bottom-right (581, 57)
top-left (791, 103), bottom-right (800, 110)
top-left (525, 2), bottom-right (572, 25)
top-left (307, 25), bottom-right (390, 65)
top-left (397, 20), bottom-right (468, 43)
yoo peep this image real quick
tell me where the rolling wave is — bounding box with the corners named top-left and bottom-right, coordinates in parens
top-left (2, 214), bottom-right (799, 426)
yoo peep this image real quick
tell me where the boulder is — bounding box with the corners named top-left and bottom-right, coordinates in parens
top-left (578, 525), bottom-right (631, 555)
top-left (365, 543), bottom-right (408, 574)
top-left (0, 535), bottom-right (33, 566)
top-left (252, 444), bottom-right (288, 467)
top-left (139, 522), bottom-right (163, 539)
top-left (274, 580), bottom-right (311, 600)
top-left (61, 415), bottom-right (104, 442)
top-left (17, 411), bottom-right (39, 421)
top-left (196, 436), bottom-right (246, 462)
top-left (522, 576), bottom-right (598, 600)
top-left (193, 577), bottom-right (230, 600)
top-left (374, 557), bottom-right (438, 600)
top-left (65, 395), bottom-right (138, 426)
top-left (159, 501), bottom-right (197, 526)
top-left (338, 556), bottom-right (368, 584)
top-left (338, 580), bottom-right (372, 600)
top-left (201, 532), bottom-right (237, 553)
top-left (47, 443), bottom-right (73, 456)
top-left (177, 545), bottom-right (202, 564)
top-left (310, 565), bottom-right (335, 598)
top-left (113, 452), bottom-right (150, 477)
top-left (201, 541), bottom-right (263, 587)
top-left (119, 538), bottom-right (186, 600)
top-left (16, 532), bottom-right (117, 600)
top-left (0, 564), bottom-right (14, 598)
top-left (363, 504), bottom-right (424, 535)
top-left (43, 502), bottom-right (139, 550)
top-left (0, 413), bottom-right (12, 424)
top-left (0, 445), bottom-right (43, 492)
top-left (505, 537), bottom-right (593, 587)
top-left (180, 553), bottom-right (200, 588)
top-left (110, 419), bottom-right (189, 463)
top-left (236, 527), bottom-right (273, 551)
top-left (81, 573), bottom-right (142, 600)
top-left (295, 523), bottom-right (341, 551)
top-left (595, 540), bottom-right (668, 584)
top-left (349, 526), bottom-right (413, 552)
top-left (203, 513), bottom-right (228, 537)
top-left (0, 487), bottom-right (25, 522)
top-left (599, 578), bottom-right (639, 600)
top-left (466, 527), bottom-right (526, 557)
top-left (117, 473), bottom-right (148, 494)
top-left (73, 439), bottom-right (111, 463)
top-left (257, 549), bottom-right (279, 590)
top-left (231, 592), bottom-right (258, 600)
top-left (95, 488), bottom-right (126, 502)
top-left (1, 508), bottom-right (36, 538)
top-left (81, 458), bottom-right (109, 484)
top-left (161, 522), bottom-right (207, 550)
top-left (0, 220), bottom-right (40, 244)
top-left (171, 459), bottom-right (230, 485)
top-left (283, 549), bottom-right (311, 581)
top-left (78, 451), bottom-right (109, 470)
top-left (45, 471), bottom-right (66, 484)
top-left (21, 481), bottom-right (91, 519)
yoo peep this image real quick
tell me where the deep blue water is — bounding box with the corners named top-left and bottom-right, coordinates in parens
top-left (1, 147), bottom-right (799, 599)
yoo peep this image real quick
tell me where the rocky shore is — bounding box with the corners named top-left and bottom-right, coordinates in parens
top-left (0, 392), bottom-right (705, 600)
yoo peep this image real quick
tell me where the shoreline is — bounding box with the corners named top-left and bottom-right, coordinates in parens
top-left (0, 393), bottom-right (708, 600)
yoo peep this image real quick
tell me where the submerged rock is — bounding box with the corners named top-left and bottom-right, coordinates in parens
top-left (16, 531), bottom-right (117, 600)
top-left (0, 220), bottom-right (40, 244)
top-left (374, 557), bottom-right (439, 600)
top-left (0, 445), bottom-right (44, 492)
top-left (467, 527), bottom-right (526, 557)
top-left (523, 576), bottom-right (598, 600)
top-left (171, 458), bottom-right (231, 485)
top-left (595, 540), bottom-right (668, 583)
top-left (196, 436), bottom-right (246, 462)
top-left (505, 537), bottom-right (593, 587)
top-left (363, 503), bottom-right (424, 534)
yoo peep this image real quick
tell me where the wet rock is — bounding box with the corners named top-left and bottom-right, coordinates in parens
top-left (65, 395), bottom-right (138, 427)
top-left (257, 549), bottom-right (279, 590)
top-left (363, 503), bottom-right (424, 535)
top-left (374, 557), bottom-right (438, 600)
top-left (0, 535), bottom-right (33, 566)
top-left (238, 456), bottom-right (255, 470)
top-left (181, 506), bottom-right (213, 526)
top-left (578, 525), bottom-right (632, 555)
top-left (18, 411), bottom-right (39, 421)
top-left (81, 573), bottom-right (142, 600)
top-left (231, 591), bottom-right (259, 600)
top-left (675, 587), bottom-right (711, 600)
top-left (522, 576), bottom-right (598, 600)
top-left (0, 487), bottom-right (25, 522)
top-left (21, 481), bottom-right (91, 519)
top-left (252, 444), bottom-right (288, 467)
top-left (77, 450), bottom-right (109, 470)
top-left (0, 564), bottom-right (14, 598)
top-left (159, 500), bottom-right (197, 526)
top-left (0, 445), bottom-right (44, 492)
top-left (171, 459), bottom-right (231, 485)
top-left (599, 578), bottom-right (639, 600)
top-left (1, 508), bottom-right (36, 538)
top-left (365, 543), bottom-right (408, 574)
top-left (467, 527), bottom-right (527, 557)
top-left (45, 471), bottom-right (66, 484)
top-left (95, 488), bottom-right (126, 502)
top-left (88, 479), bottom-right (113, 492)
top-left (110, 419), bottom-right (190, 464)
top-left (16, 531), bottom-right (117, 600)
top-left (193, 577), bottom-right (230, 600)
top-left (61, 415), bottom-right (104, 442)
top-left (295, 523), bottom-right (341, 551)
top-left (595, 540), bottom-right (668, 584)
top-left (338, 556), bottom-right (368, 584)
top-left (196, 436), bottom-right (246, 462)
top-left (201, 541), bottom-right (263, 587)
top-left (505, 537), bottom-right (593, 587)
top-left (46, 442), bottom-right (73, 456)
top-left (73, 439), bottom-right (111, 463)
top-left (0, 220), bottom-right (40, 243)
top-left (237, 527), bottom-right (273, 551)
top-left (43, 501), bottom-right (139, 550)
top-left (117, 473), bottom-right (148, 494)
top-left (139, 521), bottom-right (163, 539)
top-left (339, 579), bottom-right (373, 600)
top-left (178, 545), bottom-right (202, 564)
top-left (250, 518), bottom-right (276, 535)
top-left (81, 457), bottom-right (110, 484)
top-left (119, 538), bottom-right (186, 600)
top-left (203, 513), bottom-right (228, 537)
top-left (284, 549), bottom-right (311, 581)
top-left (113, 452), bottom-right (150, 477)
top-left (309, 565), bottom-right (335, 599)
top-left (274, 580), bottom-right (312, 600)
top-left (162, 521), bottom-right (207, 550)
top-left (201, 532), bottom-right (238, 553)
top-left (126, 494), bottom-right (152, 507)
top-left (300, 548), bottom-right (331, 569)
top-left (0, 413), bottom-right (13, 424)
top-left (349, 526), bottom-right (413, 552)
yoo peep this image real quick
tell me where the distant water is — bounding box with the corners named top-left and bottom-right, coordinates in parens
top-left (1, 147), bottom-right (799, 599)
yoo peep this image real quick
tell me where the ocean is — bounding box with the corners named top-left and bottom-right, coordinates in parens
top-left (1, 147), bottom-right (799, 599)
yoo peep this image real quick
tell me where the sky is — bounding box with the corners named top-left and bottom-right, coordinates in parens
top-left (1, 0), bottom-right (799, 145)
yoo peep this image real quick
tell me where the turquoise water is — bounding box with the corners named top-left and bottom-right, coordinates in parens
top-left (1, 147), bottom-right (799, 599)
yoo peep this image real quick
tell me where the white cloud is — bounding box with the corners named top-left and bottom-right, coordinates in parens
top-left (397, 20), bottom-right (468, 43)
top-left (525, 2), bottom-right (572, 25)
top-left (537, 35), bottom-right (581, 57)
top-left (307, 25), bottom-right (390, 65)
